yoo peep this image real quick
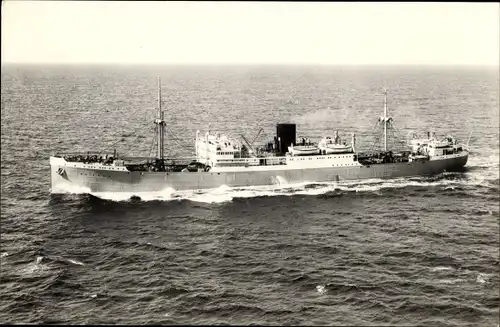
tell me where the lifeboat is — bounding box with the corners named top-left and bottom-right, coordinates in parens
top-left (318, 136), bottom-right (353, 154)
top-left (432, 141), bottom-right (451, 148)
top-left (321, 143), bottom-right (353, 154)
top-left (288, 144), bottom-right (320, 156)
top-left (431, 138), bottom-right (454, 148)
top-left (409, 139), bottom-right (430, 146)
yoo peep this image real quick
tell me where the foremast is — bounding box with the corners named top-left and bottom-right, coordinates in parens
top-left (154, 77), bottom-right (166, 160)
top-left (383, 88), bottom-right (388, 151)
top-left (377, 88), bottom-right (393, 152)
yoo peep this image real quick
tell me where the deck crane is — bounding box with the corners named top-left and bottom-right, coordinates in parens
top-left (240, 128), bottom-right (264, 157)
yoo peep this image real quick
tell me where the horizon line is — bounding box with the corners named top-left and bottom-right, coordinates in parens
top-left (2, 62), bottom-right (499, 67)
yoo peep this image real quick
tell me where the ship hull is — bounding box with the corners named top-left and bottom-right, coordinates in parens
top-left (50, 153), bottom-right (468, 194)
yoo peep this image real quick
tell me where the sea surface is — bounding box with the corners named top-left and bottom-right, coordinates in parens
top-left (1, 64), bottom-right (499, 326)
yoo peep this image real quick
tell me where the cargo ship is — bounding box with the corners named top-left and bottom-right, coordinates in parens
top-left (50, 78), bottom-right (469, 194)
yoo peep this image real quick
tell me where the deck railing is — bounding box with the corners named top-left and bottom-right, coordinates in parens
top-left (55, 152), bottom-right (197, 164)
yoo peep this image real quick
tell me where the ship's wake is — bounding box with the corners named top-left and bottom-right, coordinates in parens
top-left (49, 152), bottom-right (499, 204)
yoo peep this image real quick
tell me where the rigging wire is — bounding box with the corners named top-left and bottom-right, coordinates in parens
top-left (367, 119), bottom-right (382, 152)
top-left (165, 129), bottom-right (195, 156)
top-left (165, 129), bottom-right (190, 147)
top-left (364, 115), bottom-right (412, 153)
top-left (98, 118), bottom-right (153, 155)
top-left (122, 126), bottom-right (156, 156)
top-left (166, 126), bottom-right (197, 150)
top-left (148, 126), bottom-right (158, 159)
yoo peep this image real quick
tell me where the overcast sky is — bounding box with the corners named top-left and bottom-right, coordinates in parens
top-left (1, 1), bottom-right (499, 65)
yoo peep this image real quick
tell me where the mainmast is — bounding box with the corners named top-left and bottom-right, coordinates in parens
top-left (383, 88), bottom-right (388, 152)
top-left (155, 77), bottom-right (166, 160)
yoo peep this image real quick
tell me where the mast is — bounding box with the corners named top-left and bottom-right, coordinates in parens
top-left (155, 77), bottom-right (165, 160)
top-left (383, 88), bottom-right (388, 152)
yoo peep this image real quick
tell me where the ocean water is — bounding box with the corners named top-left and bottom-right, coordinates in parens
top-left (1, 64), bottom-right (499, 325)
